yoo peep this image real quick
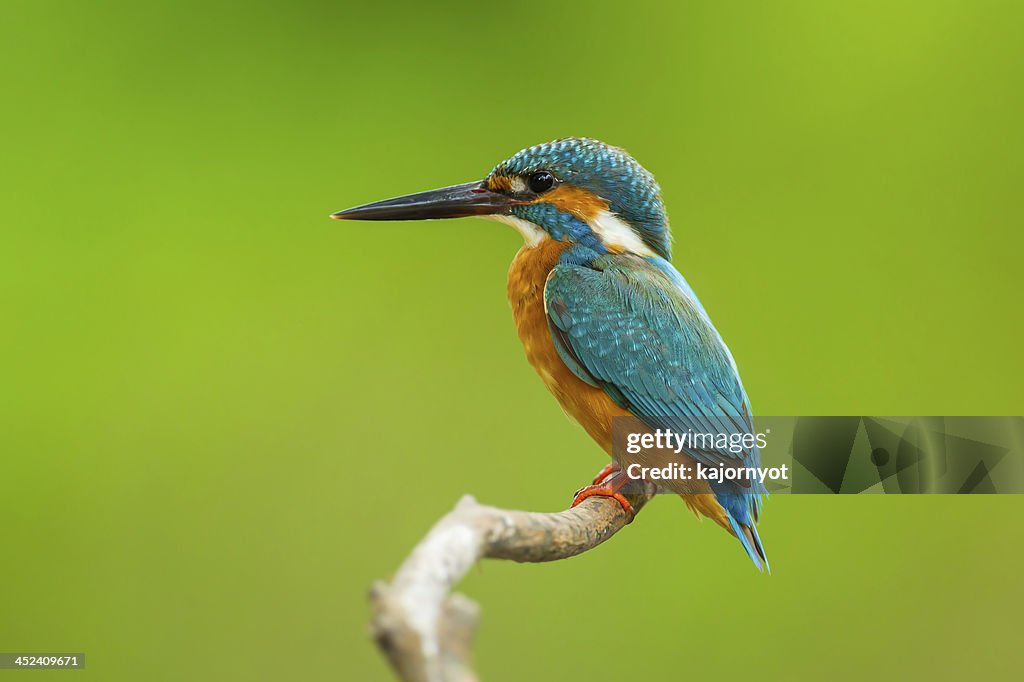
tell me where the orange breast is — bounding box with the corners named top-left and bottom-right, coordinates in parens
top-left (507, 239), bottom-right (631, 454)
top-left (506, 239), bottom-right (729, 527)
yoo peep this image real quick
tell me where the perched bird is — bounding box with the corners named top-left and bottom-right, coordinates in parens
top-left (332, 138), bottom-right (768, 570)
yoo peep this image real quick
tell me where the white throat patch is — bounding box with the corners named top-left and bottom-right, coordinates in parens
top-left (485, 214), bottom-right (547, 248)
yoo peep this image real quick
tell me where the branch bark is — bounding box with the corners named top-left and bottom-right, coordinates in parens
top-left (368, 483), bottom-right (656, 682)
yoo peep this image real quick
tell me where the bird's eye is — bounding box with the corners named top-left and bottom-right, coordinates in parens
top-left (527, 171), bottom-right (555, 194)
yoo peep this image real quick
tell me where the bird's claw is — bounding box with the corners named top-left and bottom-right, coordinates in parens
top-left (571, 464), bottom-right (635, 518)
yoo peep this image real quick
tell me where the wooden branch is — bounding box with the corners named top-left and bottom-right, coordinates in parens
top-left (369, 483), bottom-right (656, 682)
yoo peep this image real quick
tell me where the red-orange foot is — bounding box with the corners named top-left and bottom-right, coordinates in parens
top-left (571, 467), bottom-right (634, 517)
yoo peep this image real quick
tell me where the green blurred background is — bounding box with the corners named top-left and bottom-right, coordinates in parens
top-left (2, 0), bottom-right (1022, 679)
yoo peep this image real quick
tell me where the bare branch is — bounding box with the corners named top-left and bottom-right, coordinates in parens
top-left (368, 484), bottom-right (655, 682)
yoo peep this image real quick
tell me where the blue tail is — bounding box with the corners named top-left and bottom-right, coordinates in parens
top-left (716, 485), bottom-right (769, 572)
top-left (728, 514), bottom-right (770, 573)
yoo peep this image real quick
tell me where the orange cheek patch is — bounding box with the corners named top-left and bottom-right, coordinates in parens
top-left (533, 185), bottom-right (609, 222)
top-left (486, 175), bottom-right (514, 192)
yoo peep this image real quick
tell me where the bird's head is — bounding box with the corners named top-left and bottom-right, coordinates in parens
top-left (332, 137), bottom-right (671, 259)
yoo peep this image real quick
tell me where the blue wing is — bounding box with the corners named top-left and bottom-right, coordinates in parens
top-left (544, 252), bottom-right (768, 569)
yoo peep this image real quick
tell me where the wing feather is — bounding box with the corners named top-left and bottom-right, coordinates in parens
top-left (543, 254), bottom-right (760, 472)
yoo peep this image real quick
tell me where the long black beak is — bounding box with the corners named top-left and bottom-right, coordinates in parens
top-left (330, 181), bottom-right (520, 221)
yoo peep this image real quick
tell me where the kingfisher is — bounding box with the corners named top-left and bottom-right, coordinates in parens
top-left (332, 138), bottom-right (768, 571)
